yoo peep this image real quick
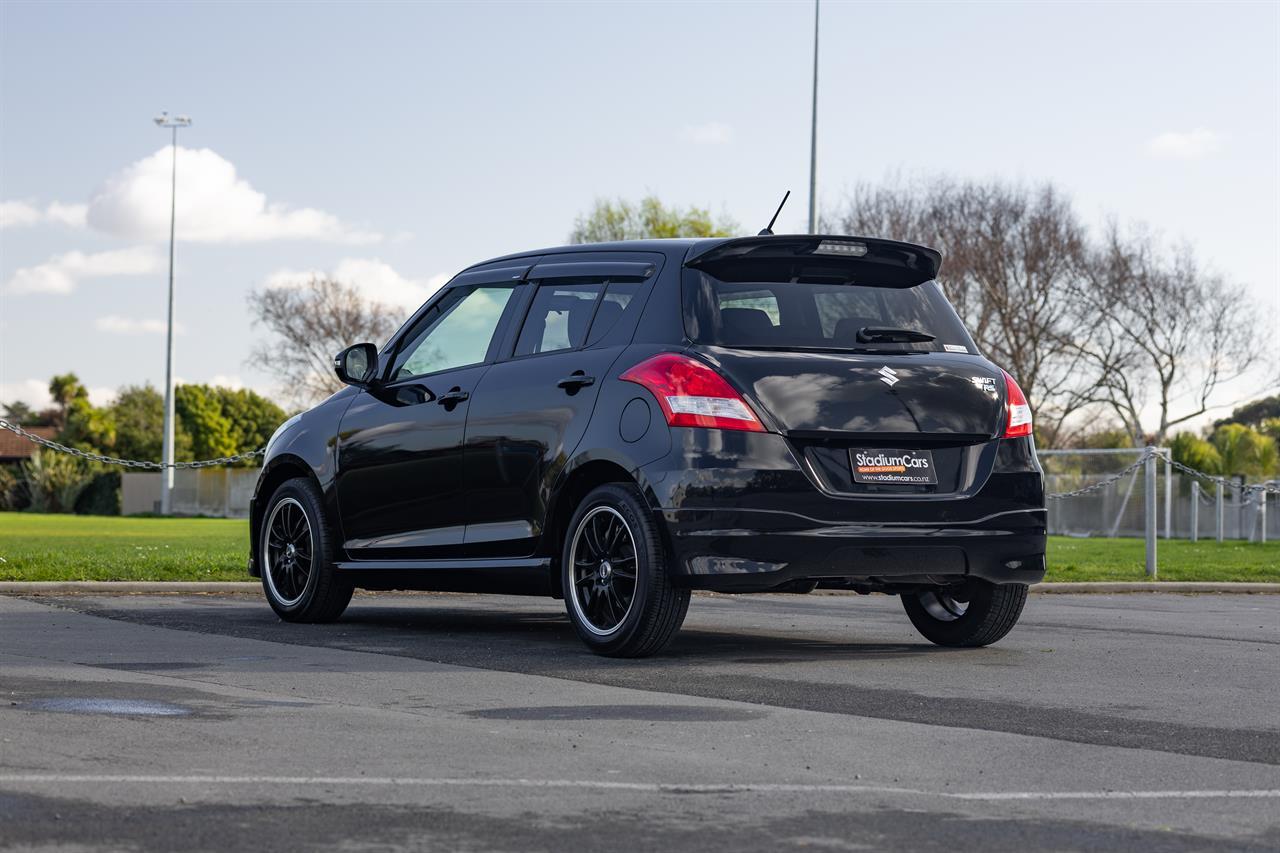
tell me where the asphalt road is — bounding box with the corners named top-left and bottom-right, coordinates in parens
top-left (2, 590), bottom-right (1278, 852)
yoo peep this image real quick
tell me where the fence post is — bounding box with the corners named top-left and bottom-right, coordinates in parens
top-left (1260, 490), bottom-right (1268, 545)
top-left (1163, 451), bottom-right (1172, 539)
top-left (1144, 446), bottom-right (1157, 577)
top-left (1190, 481), bottom-right (1199, 543)
top-left (1216, 481), bottom-right (1225, 542)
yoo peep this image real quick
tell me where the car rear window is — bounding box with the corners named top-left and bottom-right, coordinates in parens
top-left (682, 266), bottom-right (976, 354)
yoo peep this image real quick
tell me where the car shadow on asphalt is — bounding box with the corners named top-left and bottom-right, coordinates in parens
top-left (330, 604), bottom-right (951, 665)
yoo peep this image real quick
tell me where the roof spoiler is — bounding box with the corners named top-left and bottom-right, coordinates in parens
top-left (685, 235), bottom-right (943, 284)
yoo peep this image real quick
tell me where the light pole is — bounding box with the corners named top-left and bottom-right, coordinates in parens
top-left (807, 0), bottom-right (820, 234)
top-left (154, 111), bottom-right (191, 515)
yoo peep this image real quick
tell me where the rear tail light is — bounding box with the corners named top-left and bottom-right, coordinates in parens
top-left (621, 353), bottom-right (766, 432)
top-left (1002, 370), bottom-right (1033, 438)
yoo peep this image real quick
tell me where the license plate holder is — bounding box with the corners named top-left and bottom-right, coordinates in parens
top-left (849, 448), bottom-right (938, 485)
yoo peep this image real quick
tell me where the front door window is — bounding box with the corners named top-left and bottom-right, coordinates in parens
top-left (392, 285), bottom-right (516, 381)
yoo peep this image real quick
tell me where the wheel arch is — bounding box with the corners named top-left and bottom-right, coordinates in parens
top-left (250, 455), bottom-right (326, 576)
top-left (542, 453), bottom-right (665, 596)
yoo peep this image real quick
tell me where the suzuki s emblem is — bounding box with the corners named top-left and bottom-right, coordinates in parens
top-left (877, 366), bottom-right (900, 386)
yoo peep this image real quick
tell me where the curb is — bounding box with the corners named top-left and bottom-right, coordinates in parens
top-left (1029, 582), bottom-right (1280, 594)
top-left (0, 581), bottom-right (260, 594)
top-left (0, 581), bottom-right (1277, 595)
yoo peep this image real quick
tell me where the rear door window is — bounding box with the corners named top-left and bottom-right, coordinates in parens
top-left (514, 280), bottom-right (605, 356)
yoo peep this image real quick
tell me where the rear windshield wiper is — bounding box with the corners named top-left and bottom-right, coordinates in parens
top-left (856, 326), bottom-right (935, 344)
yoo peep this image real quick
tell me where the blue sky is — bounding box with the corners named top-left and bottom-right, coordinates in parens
top-left (1, 1), bottom-right (1277, 421)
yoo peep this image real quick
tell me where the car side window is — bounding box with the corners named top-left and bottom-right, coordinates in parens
top-left (514, 280), bottom-right (605, 356)
top-left (391, 285), bottom-right (516, 380)
top-left (584, 279), bottom-right (644, 346)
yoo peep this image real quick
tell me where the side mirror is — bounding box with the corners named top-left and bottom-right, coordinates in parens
top-left (334, 343), bottom-right (379, 388)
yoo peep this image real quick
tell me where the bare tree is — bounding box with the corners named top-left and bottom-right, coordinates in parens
top-left (826, 177), bottom-right (1268, 446)
top-left (825, 177), bottom-right (1115, 446)
top-left (247, 276), bottom-right (399, 407)
top-left (1083, 224), bottom-right (1263, 443)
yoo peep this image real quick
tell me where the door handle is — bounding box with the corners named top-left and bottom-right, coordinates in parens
top-left (556, 372), bottom-right (596, 390)
top-left (436, 387), bottom-right (470, 406)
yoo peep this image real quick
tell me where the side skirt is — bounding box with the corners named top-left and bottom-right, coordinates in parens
top-left (335, 557), bottom-right (555, 597)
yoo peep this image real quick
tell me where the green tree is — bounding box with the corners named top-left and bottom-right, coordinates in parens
top-left (109, 385), bottom-right (193, 462)
top-left (175, 384), bottom-right (285, 463)
top-left (22, 450), bottom-right (97, 513)
top-left (1261, 417), bottom-right (1280, 446)
top-left (1214, 395), bottom-right (1280, 430)
top-left (175, 385), bottom-right (237, 461)
top-left (1210, 423), bottom-right (1278, 479)
top-left (207, 387), bottom-right (287, 462)
top-left (59, 396), bottom-right (116, 454)
top-left (48, 373), bottom-right (88, 429)
top-left (1169, 431), bottom-right (1222, 476)
top-left (1, 400), bottom-right (36, 425)
top-left (1080, 427), bottom-right (1135, 450)
top-left (569, 196), bottom-right (737, 244)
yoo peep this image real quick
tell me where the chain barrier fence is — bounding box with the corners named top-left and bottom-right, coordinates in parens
top-left (1, 418), bottom-right (264, 517)
top-left (2, 420), bottom-right (1275, 562)
top-left (1042, 445), bottom-right (1276, 576)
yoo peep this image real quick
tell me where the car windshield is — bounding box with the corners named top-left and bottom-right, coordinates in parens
top-left (682, 267), bottom-right (976, 354)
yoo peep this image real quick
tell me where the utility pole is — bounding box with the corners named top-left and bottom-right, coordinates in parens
top-left (154, 111), bottom-right (192, 515)
top-left (807, 0), bottom-right (820, 234)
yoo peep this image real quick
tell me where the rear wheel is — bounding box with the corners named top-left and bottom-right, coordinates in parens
top-left (260, 478), bottom-right (353, 623)
top-left (902, 580), bottom-right (1027, 647)
top-left (561, 483), bottom-right (689, 657)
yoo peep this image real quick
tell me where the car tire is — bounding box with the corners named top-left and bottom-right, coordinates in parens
top-left (902, 580), bottom-right (1027, 647)
top-left (561, 483), bottom-right (689, 657)
top-left (259, 478), bottom-right (353, 623)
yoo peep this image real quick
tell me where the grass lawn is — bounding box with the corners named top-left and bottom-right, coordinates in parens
top-left (1045, 537), bottom-right (1279, 583)
top-left (0, 512), bottom-right (1276, 583)
top-left (0, 513), bottom-right (249, 582)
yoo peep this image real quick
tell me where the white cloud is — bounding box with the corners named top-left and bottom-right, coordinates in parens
top-left (88, 387), bottom-right (117, 407)
top-left (95, 315), bottom-right (184, 335)
top-left (0, 199), bottom-right (87, 229)
top-left (681, 121), bottom-right (734, 145)
top-left (1145, 128), bottom-right (1224, 159)
top-left (264, 258), bottom-right (449, 311)
top-left (86, 146), bottom-right (382, 244)
top-left (0, 379), bottom-right (53, 409)
top-left (5, 246), bottom-right (162, 295)
top-left (0, 380), bottom-right (113, 408)
top-left (207, 374), bottom-right (245, 391)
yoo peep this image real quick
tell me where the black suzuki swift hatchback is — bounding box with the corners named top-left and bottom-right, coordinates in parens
top-left (250, 235), bottom-right (1045, 656)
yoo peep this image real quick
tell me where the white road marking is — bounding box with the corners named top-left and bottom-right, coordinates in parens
top-left (0, 775), bottom-right (1277, 801)
top-left (955, 790), bottom-right (1280, 801)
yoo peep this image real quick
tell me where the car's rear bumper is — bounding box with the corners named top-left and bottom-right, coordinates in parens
top-left (641, 430), bottom-right (1046, 592)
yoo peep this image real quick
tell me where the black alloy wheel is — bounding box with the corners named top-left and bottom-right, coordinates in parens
top-left (260, 478), bottom-right (353, 622)
top-left (561, 483), bottom-right (689, 657)
top-left (264, 497), bottom-right (313, 607)
top-left (569, 505), bottom-right (639, 635)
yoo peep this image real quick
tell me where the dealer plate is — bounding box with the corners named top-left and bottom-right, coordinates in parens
top-left (850, 448), bottom-right (938, 485)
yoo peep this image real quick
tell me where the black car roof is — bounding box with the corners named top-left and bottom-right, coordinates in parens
top-left (460, 235), bottom-right (943, 278)
top-left (460, 238), bottom-right (714, 272)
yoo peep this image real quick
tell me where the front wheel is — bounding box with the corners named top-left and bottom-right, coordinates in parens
top-left (259, 478), bottom-right (353, 623)
top-left (902, 580), bottom-right (1027, 647)
top-left (561, 483), bottom-right (689, 657)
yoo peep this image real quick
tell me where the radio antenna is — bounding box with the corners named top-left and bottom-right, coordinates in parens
top-left (758, 190), bottom-right (791, 236)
